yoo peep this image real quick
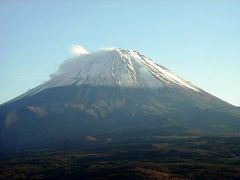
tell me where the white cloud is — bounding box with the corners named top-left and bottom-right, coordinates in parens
top-left (54, 49), bottom-right (109, 76)
top-left (70, 45), bottom-right (89, 57)
top-left (51, 46), bottom-right (117, 78)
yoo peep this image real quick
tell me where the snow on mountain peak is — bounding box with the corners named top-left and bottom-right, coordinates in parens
top-left (31, 48), bottom-right (200, 95)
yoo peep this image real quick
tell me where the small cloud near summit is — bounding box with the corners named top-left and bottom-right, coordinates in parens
top-left (70, 45), bottom-right (89, 57)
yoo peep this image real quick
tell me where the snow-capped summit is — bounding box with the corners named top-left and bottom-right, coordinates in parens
top-left (33, 48), bottom-right (199, 95)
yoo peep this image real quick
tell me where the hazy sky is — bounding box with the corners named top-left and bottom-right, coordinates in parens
top-left (0, 1), bottom-right (240, 106)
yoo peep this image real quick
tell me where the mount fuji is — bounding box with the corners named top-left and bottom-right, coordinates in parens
top-left (1, 48), bottom-right (240, 152)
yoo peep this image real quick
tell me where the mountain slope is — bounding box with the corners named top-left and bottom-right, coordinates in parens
top-left (0, 48), bottom-right (240, 152)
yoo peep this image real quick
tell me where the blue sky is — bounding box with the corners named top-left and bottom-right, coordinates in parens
top-left (0, 1), bottom-right (240, 106)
